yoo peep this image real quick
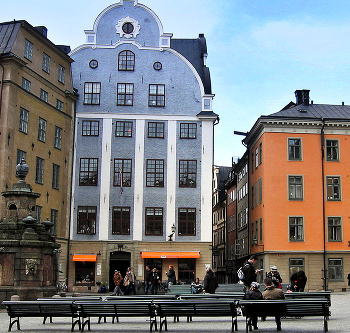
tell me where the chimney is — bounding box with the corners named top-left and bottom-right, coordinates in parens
top-left (295, 89), bottom-right (310, 106)
top-left (34, 26), bottom-right (47, 38)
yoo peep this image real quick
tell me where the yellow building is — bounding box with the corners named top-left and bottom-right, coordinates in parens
top-left (0, 21), bottom-right (76, 281)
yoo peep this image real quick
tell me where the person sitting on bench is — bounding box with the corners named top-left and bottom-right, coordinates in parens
top-left (262, 278), bottom-right (285, 331)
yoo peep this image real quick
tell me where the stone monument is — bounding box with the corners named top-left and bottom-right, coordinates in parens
top-left (0, 159), bottom-right (60, 301)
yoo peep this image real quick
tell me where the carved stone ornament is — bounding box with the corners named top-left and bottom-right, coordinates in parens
top-left (26, 259), bottom-right (37, 275)
top-left (115, 16), bottom-right (141, 38)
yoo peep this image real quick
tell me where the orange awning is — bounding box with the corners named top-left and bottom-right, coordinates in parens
top-left (72, 254), bottom-right (97, 262)
top-left (140, 251), bottom-right (200, 259)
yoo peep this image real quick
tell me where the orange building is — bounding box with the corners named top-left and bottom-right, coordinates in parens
top-left (242, 89), bottom-right (350, 291)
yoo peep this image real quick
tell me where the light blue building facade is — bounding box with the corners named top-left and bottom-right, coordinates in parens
top-left (69, 0), bottom-right (217, 292)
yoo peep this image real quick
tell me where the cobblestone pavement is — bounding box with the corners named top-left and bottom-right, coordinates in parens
top-left (0, 292), bottom-right (349, 333)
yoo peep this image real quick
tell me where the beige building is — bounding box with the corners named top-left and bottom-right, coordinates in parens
top-left (0, 20), bottom-right (76, 282)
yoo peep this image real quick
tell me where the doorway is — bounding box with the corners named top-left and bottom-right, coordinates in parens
top-left (109, 251), bottom-right (130, 292)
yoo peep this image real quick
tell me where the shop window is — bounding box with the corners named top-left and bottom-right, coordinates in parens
top-left (75, 261), bottom-right (95, 285)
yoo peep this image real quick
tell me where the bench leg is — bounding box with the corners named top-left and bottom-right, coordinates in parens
top-left (71, 317), bottom-right (81, 332)
top-left (324, 317), bottom-right (328, 332)
top-left (9, 317), bottom-right (20, 332)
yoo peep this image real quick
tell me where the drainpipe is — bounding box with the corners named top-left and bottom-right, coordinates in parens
top-left (320, 118), bottom-right (327, 291)
top-left (0, 63), bottom-right (4, 116)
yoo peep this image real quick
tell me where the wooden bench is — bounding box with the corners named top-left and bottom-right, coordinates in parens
top-left (166, 284), bottom-right (192, 295)
top-left (2, 300), bottom-right (80, 332)
top-left (75, 300), bottom-right (157, 332)
top-left (217, 284), bottom-right (246, 293)
top-left (179, 292), bottom-right (244, 302)
top-left (284, 291), bottom-right (331, 305)
top-left (154, 299), bottom-right (238, 332)
top-left (105, 295), bottom-right (177, 301)
top-left (37, 296), bottom-right (103, 301)
top-left (240, 299), bottom-right (330, 333)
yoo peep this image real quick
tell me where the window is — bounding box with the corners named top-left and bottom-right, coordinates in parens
top-left (54, 126), bottom-right (62, 149)
top-left (22, 78), bottom-right (31, 91)
top-left (259, 218), bottom-right (263, 243)
top-left (289, 216), bottom-right (304, 241)
top-left (251, 152), bottom-right (254, 173)
top-left (255, 147), bottom-right (258, 168)
top-left (38, 117), bottom-right (47, 142)
top-left (326, 139), bottom-right (339, 161)
top-left (146, 159), bottom-right (164, 187)
top-left (84, 82), bottom-right (101, 105)
top-left (36, 205), bottom-right (42, 223)
top-left (112, 207), bottom-right (130, 235)
top-left (117, 83), bottom-right (134, 105)
top-left (289, 258), bottom-right (304, 277)
top-left (178, 258), bottom-right (195, 282)
top-left (259, 142), bottom-right (262, 164)
top-left (328, 259), bottom-right (342, 281)
top-left (56, 99), bottom-right (64, 111)
top-left (259, 178), bottom-right (262, 204)
top-left (75, 262), bottom-right (95, 285)
top-left (326, 176), bottom-right (341, 200)
top-left (82, 120), bottom-right (99, 136)
top-left (115, 121), bottom-right (132, 137)
top-left (288, 175), bottom-right (303, 200)
top-left (79, 158), bottom-right (98, 186)
top-left (77, 206), bottom-right (96, 234)
top-left (288, 138), bottom-right (302, 160)
top-left (52, 163), bottom-right (60, 189)
top-left (148, 122), bottom-right (164, 138)
top-left (24, 39), bottom-right (33, 61)
top-left (251, 185), bottom-right (254, 209)
top-left (145, 207), bottom-right (163, 235)
top-left (180, 123), bottom-right (197, 139)
top-left (40, 89), bottom-right (48, 102)
top-left (118, 50), bottom-right (135, 71)
top-left (51, 209), bottom-right (58, 235)
top-left (148, 84), bottom-right (165, 107)
top-left (35, 157), bottom-right (44, 184)
top-left (179, 160), bottom-right (197, 187)
top-left (328, 217), bottom-right (342, 241)
top-left (58, 65), bottom-right (65, 83)
top-left (178, 208), bottom-right (196, 235)
top-left (113, 159), bottom-right (132, 187)
top-left (17, 149), bottom-right (27, 165)
top-left (19, 107), bottom-right (29, 133)
top-left (42, 53), bottom-right (51, 73)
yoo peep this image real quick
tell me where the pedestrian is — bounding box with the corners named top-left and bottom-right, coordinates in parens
top-left (150, 268), bottom-right (160, 295)
top-left (165, 265), bottom-right (176, 288)
top-left (243, 255), bottom-right (259, 291)
top-left (124, 267), bottom-right (136, 295)
top-left (266, 265), bottom-right (283, 289)
top-left (191, 277), bottom-right (203, 294)
top-left (348, 272), bottom-right (350, 292)
top-left (111, 270), bottom-right (124, 296)
top-left (262, 277), bottom-right (285, 331)
top-left (290, 270), bottom-right (307, 292)
top-left (203, 266), bottom-right (218, 294)
top-left (144, 265), bottom-right (152, 294)
top-left (243, 282), bottom-right (263, 330)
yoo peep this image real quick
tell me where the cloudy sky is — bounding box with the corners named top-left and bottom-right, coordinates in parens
top-left (2, 0), bottom-right (350, 166)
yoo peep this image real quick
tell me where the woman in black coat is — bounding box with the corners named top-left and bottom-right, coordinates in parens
top-left (203, 267), bottom-right (218, 294)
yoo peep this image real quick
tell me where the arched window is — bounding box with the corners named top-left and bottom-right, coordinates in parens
top-left (118, 50), bottom-right (135, 71)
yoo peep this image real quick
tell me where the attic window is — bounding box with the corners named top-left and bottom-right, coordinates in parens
top-left (122, 22), bottom-right (134, 34)
top-left (298, 109), bottom-right (307, 113)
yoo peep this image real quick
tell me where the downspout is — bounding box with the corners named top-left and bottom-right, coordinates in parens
top-left (0, 63), bottom-right (4, 116)
top-left (212, 116), bottom-right (219, 268)
top-left (320, 118), bottom-right (327, 291)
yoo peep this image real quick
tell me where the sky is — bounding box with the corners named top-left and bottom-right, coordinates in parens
top-left (3, 0), bottom-right (350, 166)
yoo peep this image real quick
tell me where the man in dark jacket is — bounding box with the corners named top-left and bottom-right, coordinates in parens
top-left (144, 265), bottom-right (152, 294)
top-left (243, 255), bottom-right (259, 289)
top-left (165, 265), bottom-right (176, 288)
top-left (262, 278), bottom-right (285, 331)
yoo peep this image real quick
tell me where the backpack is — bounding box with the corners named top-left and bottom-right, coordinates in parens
top-left (237, 264), bottom-right (249, 281)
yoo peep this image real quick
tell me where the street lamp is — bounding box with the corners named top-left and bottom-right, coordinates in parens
top-left (168, 224), bottom-right (176, 241)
